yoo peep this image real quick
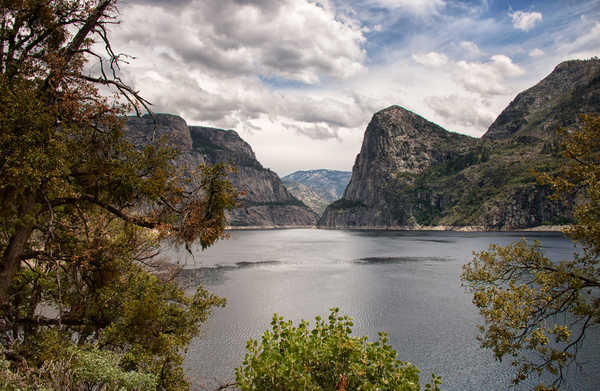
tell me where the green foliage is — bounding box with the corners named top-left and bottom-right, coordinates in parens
top-left (1, 347), bottom-right (157, 391)
top-left (461, 115), bottom-right (600, 390)
top-left (329, 199), bottom-right (367, 210)
top-left (0, 1), bottom-right (235, 390)
top-left (431, 146), bottom-right (490, 177)
top-left (383, 140), bottom-right (566, 227)
top-left (235, 308), bottom-right (442, 391)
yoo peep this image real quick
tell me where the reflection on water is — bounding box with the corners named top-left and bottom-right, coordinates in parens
top-left (169, 229), bottom-right (597, 391)
top-left (355, 256), bottom-right (449, 264)
top-left (177, 261), bottom-right (283, 288)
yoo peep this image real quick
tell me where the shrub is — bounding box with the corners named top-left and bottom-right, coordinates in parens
top-left (236, 308), bottom-right (441, 391)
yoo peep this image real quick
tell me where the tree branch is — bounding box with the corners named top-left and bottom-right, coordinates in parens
top-left (52, 194), bottom-right (159, 229)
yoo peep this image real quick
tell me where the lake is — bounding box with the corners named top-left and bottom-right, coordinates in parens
top-left (164, 229), bottom-right (599, 391)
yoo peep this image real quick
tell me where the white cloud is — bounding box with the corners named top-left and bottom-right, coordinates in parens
top-left (412, 51), bottom-right (449, 67)
top-left (116, 0), bottom-right (366, 85)
top-left (109, 0), bottom-right (372, 140)
top-left (371, 0), bottom-right (446, 15)
top-left (456, 55), bottom-right (524, 96)
top-left (425, 94), bottom-right (496, 132)
top-left (529, 48), bottom-right (544, 57)
top-left (510, 10), bottom-right (543, 31)
top-left (459, 41), bottom-right (483, 58)
top-left (557, 22), bottom-right (600, 59)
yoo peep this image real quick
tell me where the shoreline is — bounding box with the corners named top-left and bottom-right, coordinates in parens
top-left (226, 225), bottom-right (568, 232)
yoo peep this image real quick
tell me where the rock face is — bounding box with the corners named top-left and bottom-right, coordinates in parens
top-left (484, 59), bottom-right (600, 141)
top-left (319, 106), bottom-right (477, 227)
top-left (125, 115), bottom-right (318, 227)
top-left (282, 170), bottom-right (352, 214)
top-left (320, 59), bottom-right (599, 230)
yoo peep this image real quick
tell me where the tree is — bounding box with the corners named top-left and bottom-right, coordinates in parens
top-left (461, 115), bottom-right (600, 390)
top-left (0, 1), bottom-right (236, 389)
top-left (235, 308), bottom-right (442, 391)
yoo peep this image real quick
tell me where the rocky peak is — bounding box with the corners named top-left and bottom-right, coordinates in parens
top-left (343, 105), bottom-right (475, 203)
top-left (189, 126), bottom-right (261, 169)
top-left (483, 58), bottom-right (600, 141)
top-left (355, 106), bottom-right (474, 173)
top-left (125, 113), bottom-right (193, 151)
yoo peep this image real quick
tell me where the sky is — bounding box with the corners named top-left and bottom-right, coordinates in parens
top-left (111, 0), bottom-right (600, 176)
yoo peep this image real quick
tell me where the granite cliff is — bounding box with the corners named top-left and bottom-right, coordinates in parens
top-left (125, 115), bottom-right (318, 227)
top-left (484, 59), bottom-right (600, 141)
top-left (319, 59), bottom-right (599, 230)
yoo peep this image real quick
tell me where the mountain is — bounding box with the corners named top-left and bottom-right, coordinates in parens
top-left (484, 59), bottom-right (600, 141)
top-left (319, 58), bottom-right (600, 230)
top-left (282, 170), bottom-right (352, 214)
top-left (125, 114), bottom-right (318, 227)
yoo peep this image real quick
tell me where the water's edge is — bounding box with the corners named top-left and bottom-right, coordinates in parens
top-left (227, 225), bottom-right (568, 232)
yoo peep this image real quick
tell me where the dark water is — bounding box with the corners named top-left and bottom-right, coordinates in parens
top-left (164, 229), bottom-right (599, 391)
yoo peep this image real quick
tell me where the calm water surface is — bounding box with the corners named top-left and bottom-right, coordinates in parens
top-left (165, 229), bottom-right (599, 391)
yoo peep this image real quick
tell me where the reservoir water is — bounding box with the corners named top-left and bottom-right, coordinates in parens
top-left (165, 229), bottom-right (599, 391)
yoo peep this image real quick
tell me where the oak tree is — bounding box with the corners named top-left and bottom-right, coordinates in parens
top-left (461, 115), bottom-right (600, 390)
top-left (0, 1), bottom-right (236, 389)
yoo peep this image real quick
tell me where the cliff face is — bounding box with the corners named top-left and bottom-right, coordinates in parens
top-left (320, 59), bottom-right (599, 230)
top-left (344, 106), bottom-right (475, 223)
top-left (125, 115), bottom-right (317, 227)
top-left (318, 106), bottom-right (477, 227)
top-left (484, 59), bottom-right (600, 141)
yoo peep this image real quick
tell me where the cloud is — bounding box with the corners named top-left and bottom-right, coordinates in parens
top-left (510, 10), bottom-right (543, 31)
top-left (412, 51), bottom-right (448, 67)
top-left (459, 41), bottom-right (483, 58)
top-left (557, 22), bottom-right (600, 58)
top-left (425, 95), bottom-right (496, 131)
top-left (122, 0), bottom-right (194, 6)
top-left (116, 0), bottom-right (366, 84)
top-left (284, 122), bottom-right (341, 140)
top-left (372, 0), bottom-right (446, 15)
top-left (109, 0), bottom-right (374, 147)
top-left (529, 48), bottom-right (544, 57)
top-left (456, 55), bottom-right (524, 96)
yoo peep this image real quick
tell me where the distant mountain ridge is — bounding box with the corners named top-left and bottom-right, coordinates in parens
top-left (282, 170), bottom-right (351, 214)
top-left (319, 58), bottom-right (599, 230)
top-left (125, 115), bottom-right (318, 227)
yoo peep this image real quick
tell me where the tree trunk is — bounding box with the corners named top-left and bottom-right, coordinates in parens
top-left (0, 193), bottom-right (36, 305)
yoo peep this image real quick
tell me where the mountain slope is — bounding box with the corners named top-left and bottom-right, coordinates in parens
top-left (126, 115), bottom-right (318, 227)
top-left (319, 59), bottom-right (599, 230)
top-left (484, 59), bottom-right (600, 141)
top-left (282, 169), bottom-right (351, 214)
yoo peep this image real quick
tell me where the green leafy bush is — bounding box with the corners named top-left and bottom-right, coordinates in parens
top-left (0, 347), bottom-right (156, 391)
top-left (236, 308), bottom-right (442, 391)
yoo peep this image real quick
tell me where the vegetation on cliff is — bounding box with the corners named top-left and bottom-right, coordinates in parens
top-left (462, 115), bottom-right (600, 390)
top-left (382, 139), bottom-right (568, 227)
